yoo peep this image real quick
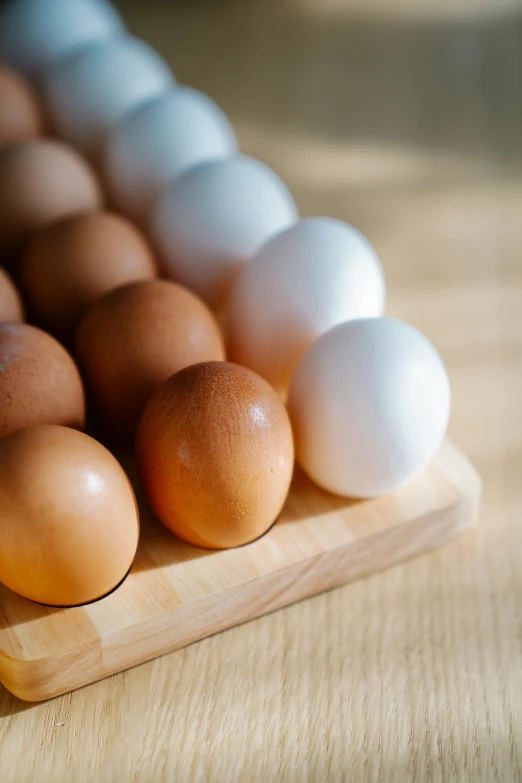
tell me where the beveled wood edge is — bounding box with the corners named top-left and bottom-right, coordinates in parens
top-left (0, 469), bottom-right (478, 702)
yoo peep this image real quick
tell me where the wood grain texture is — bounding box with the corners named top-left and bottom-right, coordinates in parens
top-left (0, 440), bottom-right (479, 702)
top-left (1, 0), bottom-right (521, 780)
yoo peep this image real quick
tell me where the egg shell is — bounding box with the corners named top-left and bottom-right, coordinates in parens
top-left (103, 87), bottom-right (237, 224)
top-left (226, 216), bottom-right (386, 392)
top-left (0, 323), bottom-right (85, 439)
top-left (0, 0), bottom-right (124, 82)
top-left (288, 317), bottom-right (451, 498)
top-left (0, 268), bottom-right (24, 323)
top-left (75, 279), bottom-right (225, 444)
top-left (20, 212), bottom-right (157, 342)
top-left (0, 425), bottom-right (139, 607)
top-left (0, 66), bottom-right (45, 149)
top-left (0, 139), bottom-right (102, 264)
top-left (149, 155), bottom-right (299, 309)
top-left (135, 362), bottom-right (295, 549)
top-left (43, 37), bottom-right (175, 156)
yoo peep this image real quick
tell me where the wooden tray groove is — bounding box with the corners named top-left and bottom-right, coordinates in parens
top-left (0, 440), bottom-right (480, 701)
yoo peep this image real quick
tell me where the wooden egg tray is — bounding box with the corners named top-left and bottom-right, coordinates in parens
top-left (0, 440), bottom-right (480, 702)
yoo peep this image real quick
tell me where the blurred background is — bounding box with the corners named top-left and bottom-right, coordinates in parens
top-left (111, 0), bottom-right (521, 470)
top-left (104, 7), bottom-right (521, 775)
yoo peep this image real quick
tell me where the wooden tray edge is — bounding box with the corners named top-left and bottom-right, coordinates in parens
top-left (0, 449), bottom-right (480, 702)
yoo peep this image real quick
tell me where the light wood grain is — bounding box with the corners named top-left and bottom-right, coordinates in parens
top-left (1, 0), bottom-right (521, 779)
top-left (0, 441), bottom-right (479, 702)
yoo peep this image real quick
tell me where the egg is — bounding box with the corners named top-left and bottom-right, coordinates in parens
top-left (103, 87), bottom-right (237, 223)
top-left (136, 362), bottom-right (294, 549)
top-left (0, 268), bottom-right (24, 323)
top-left (0, 323), bottom-right (85, 439)
top-left (288, 318), bottom-right (451, 498)
top-left (0, 139), bottom-right (102, 264)
top-left (75, 280), bottom-right (225, 444)
top-left (226, 217), bottom-right (386, 392)
top-left (20, 212), bottom-right (157, 342)
top-left (0, 66), bottom-right (44, 149)
top-left (43, 37), bottom-right (175, 156)
top-left (0, 425), bottom-right (139, 606)
top-left (0, 0), bottom-right (124, 82)
top-left (149, 155), bottom-right (299, 309)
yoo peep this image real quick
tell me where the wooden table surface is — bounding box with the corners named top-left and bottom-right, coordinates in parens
top-left (2, 0), bottom-right (521, 780)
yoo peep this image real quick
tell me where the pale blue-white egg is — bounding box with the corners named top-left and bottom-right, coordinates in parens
top-left (103, 87), bottom-right (237, 223)
top-left (226, 216), bottom-right (386, 391)
top-left (0, 0), bottom-right (124, 81)
top-left (43, 37), bottom-right (174, 156)
top-left (149, 155), bottom-right (299, 308)
top-left (288, 317), bottom-right (451, 498)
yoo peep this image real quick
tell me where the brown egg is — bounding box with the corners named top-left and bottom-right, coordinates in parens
top-left (0, 425), bottom-right (139, 606)
top-left (0, 139), bottom-right (102, 264)
top-left (135, 362), bottom-right (294, 549)
top-left (0, 267), bottom-right (24, 322)
top-left (0, 323), bottom-right (85, 439)
top-left (75, 280), bottom-right (225, 445)
top-left (20, 212), bottom-right (158, 342)
top-left (0, 66), bottom-right (44, 149)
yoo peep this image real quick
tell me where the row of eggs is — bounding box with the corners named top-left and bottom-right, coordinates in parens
top-left (0, 0), bottom-right (451, 607)
top-left (0, 129), bottom-right (389, 399)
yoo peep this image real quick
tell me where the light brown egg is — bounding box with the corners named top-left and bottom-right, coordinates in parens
top-left (0, 139), bottom-right (102, 264)
top-left (20, 212), bottom-right (157, 342)
top-left (0, 425), bottom-right (139, 606)
top-left (135, 362), bottom-right (294, 549)
top-left (0, 267), bottom-right (24, 322)
top-left (0, 66), bottom-right (44, 149)
top-left (75, 280), bottom-right (225, 445)
top-left (0, 323), bottom-right (85, 439)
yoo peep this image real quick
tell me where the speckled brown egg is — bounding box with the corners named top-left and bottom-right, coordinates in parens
top-left (0, 66), bottom-right (44, 149)
top-left (0, 139), bottom-right (102, 264)
top-left (0, 268), bottom-right (24, 322)
top-left (20, 211), bottom-right (157, 342)
top-left (135, 362), bottom-right (294, 549)
top-left (0, 425), bottom-right (139, 607)
top-left (75, 280), bottom-right (225, 445)
top-left (0, 323), bottom-right (85, 439)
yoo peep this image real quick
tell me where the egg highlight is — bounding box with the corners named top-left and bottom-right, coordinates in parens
top-left (21, 211), bottom-right (157, 342)
top-left (43, 37), bottom-right (174, 156)
top-left (136, 362), bottom-right (294, 549)
top-left (103, 87), bottom-right (237, 223)
top-left (0, 425), bottom-right (139, 607)
top-left (75, 280), bottom-right (225, 444)
top-left (227, 216), bottom-right (386, 392)
top-left (149, 155), bottom-right (299, 309)
top-left (288, 317), bottom-right (451, 498)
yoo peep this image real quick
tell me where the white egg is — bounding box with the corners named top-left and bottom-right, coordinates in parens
top-left (0, 0), bottom-right (124, 81)
top-left (103, 87), bottom-right (237, 223)
top-left (43, 37), bottom-right (174, 155)
top-left (288, 318), bottom-right (451, 498)
top-left (226, 216), bottom-right (385, 391)
top-left (149, 155), bottom-right (299, 307)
